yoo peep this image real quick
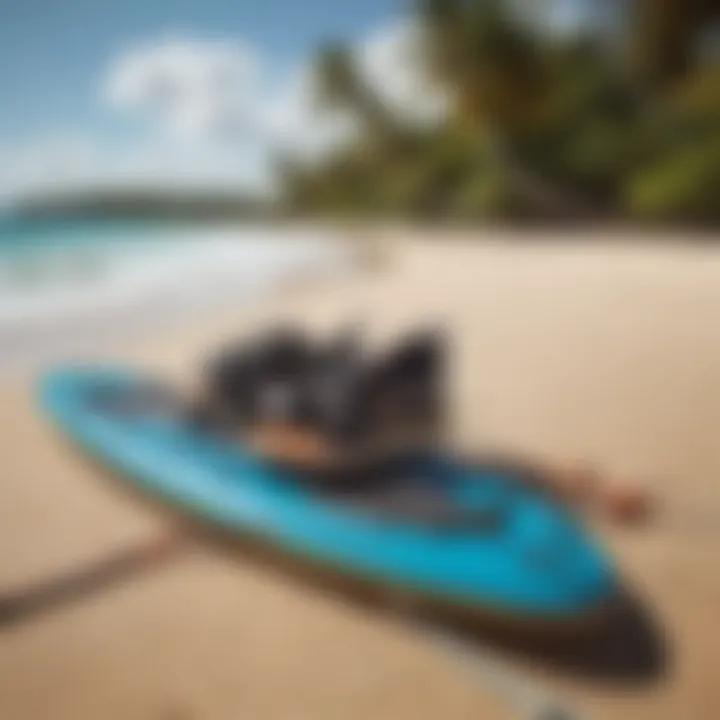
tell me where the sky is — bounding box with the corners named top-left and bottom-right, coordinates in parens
top-left (0, 0), bottom-right (599, 203)
top-left (0, 0), bottom-right (415, 202)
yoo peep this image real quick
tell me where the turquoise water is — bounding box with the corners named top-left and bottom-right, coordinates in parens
top-left (0, 217), bottom-right (177, 252)
top-left (0, 218), bottom-right (179, 298)
top-left (0, 218), bottom-right (349, 349)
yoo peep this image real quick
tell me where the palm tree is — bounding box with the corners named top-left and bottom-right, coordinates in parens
top-left (630, 0), bottom-right (720, 85)
top-left (314, 42), bottom-right (400, 151)
top-left (419, 0), bottom-right (540, 130)
top-left (418, 0), bottom-right (603, 216)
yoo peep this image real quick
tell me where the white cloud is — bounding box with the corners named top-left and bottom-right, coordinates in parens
top-left (0, 132), bottom-right (272, 204)
top-left (1, 18), bottom-right (450, 203)
top-left (0, 133), bottom-right (107, 203)
top-left (102, 34), bottom-right (362, 159)
top-left (105, 36), bottom-right (262, 140)
top-left (356, 18), bottom-right (449, 128)
top-left (263, 65), bottom-right (360, 162)
top-left (102, 22), bottom-right (447, 154)
top-left (262, 18), bottom-right (449, 163)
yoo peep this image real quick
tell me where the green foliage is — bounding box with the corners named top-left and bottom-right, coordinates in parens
top-left (421, 0), bottom-right (542, 128)
top-left (278, 0), bottom-right (720, 226)
top-left (449, 170), bottom-right (515, 218)
top-left (630, 0), bottom-right (720, 85)
top-left (626, 131), bottom-right (720, 221)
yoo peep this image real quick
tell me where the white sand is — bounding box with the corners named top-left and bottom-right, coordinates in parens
top-left (1, 227), bottom-right (719, 719)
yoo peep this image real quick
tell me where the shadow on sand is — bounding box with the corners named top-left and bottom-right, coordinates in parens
top-left (0, 440), bottom-right (671, 691)
top-left (187, 516), bottom-right (672, 690)
top-left (0, 513), bottom-right (670, 690)
top-left (0, 530), bottom-right (187, 629)
top-left (412, 584), bottom-right (671, 687)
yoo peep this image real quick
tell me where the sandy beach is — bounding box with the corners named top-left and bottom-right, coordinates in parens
top-left (1, 227), bottom-right (720, 719)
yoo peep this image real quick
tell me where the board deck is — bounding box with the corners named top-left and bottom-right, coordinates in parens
top-left (39, 366), bottom-right (618, 624)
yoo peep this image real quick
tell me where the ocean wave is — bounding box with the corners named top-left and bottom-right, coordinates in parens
top-left (0, 224), bottom-right (353, 369)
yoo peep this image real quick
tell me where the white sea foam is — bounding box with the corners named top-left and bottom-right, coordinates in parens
top-left (0, 225), bottom-right (354, 370)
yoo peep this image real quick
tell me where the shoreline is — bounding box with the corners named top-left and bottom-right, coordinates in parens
top-left (0, 225), bottom-right (359, 374)
top-left (1, 228), bottom-right (720, 719)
